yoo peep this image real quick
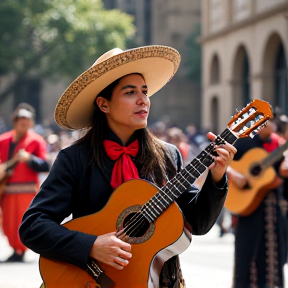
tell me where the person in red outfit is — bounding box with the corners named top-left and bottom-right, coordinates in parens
top-left (0, 103), bottom-right (49, 262)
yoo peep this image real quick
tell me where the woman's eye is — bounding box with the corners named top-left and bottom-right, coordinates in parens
top-left (126, 90), bottom-right (134, 95)
top-left (143, 90), bottom-right (148, 95)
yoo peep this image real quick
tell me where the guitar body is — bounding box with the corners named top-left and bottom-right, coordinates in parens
top-left (39, 179), bottom-right (192, 288)
top-left (0, 157), bottom-right (19, 197)
top-left (0, 163), bottom-right (8, 198)
top-left (225, 148), bottom-right (282, 216)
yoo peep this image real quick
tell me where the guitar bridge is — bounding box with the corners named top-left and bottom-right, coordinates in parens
top-left (87, 258), bottom-right (103, 278)
top-left (86, 258), bottom-right (115, 288)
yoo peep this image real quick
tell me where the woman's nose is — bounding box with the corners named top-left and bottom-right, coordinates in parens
top-left (137, 94), bottom-right (149, 105)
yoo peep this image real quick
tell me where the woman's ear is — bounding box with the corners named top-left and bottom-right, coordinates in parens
top-left (95, 97), bottom-right (109, 113)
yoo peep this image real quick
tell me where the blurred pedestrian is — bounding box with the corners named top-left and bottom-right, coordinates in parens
top-left (46, 133), bottom-right (61, 165)
top-left (166, 127), bottom-right (192, 166)
top-left (0, 103), bottom-right (50, 262)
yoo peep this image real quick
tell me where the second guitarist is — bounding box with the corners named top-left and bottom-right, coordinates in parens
top-left (0, 103), bottom-right (50, 263)
top-left (227, 119), bottom-right (288, 288)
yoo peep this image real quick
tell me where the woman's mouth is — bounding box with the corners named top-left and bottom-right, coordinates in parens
top-left (134, 110), bottom-right (148, 117)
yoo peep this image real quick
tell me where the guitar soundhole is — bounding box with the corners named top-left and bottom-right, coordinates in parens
top-left (116, 205), bottom-right (155, 244)
top-left (250, 163), bottom-right (262, 176)
top-left (123, 212), bottom-right (150, 237)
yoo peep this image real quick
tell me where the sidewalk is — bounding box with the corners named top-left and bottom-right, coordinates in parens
top-left (0, 226), bottom-right (287, 288)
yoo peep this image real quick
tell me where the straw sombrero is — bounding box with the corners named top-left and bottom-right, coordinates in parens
top-left (54, 45), bottom-right (181, 130)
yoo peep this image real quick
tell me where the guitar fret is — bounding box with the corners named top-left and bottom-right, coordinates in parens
top-left (176, 172), bottom-right (191, 186)
top-left (174, 178), bottom-right (186, 190)
top-left (183, 168), bottom-right (195, 179)
top-left (153, 196), bottom-right (168, 211)
top-left (149, 199), bottom-right (162, 214)
top-left (146, 202), bottom-right (158, 218)
top-left (141, 209), bottom-right (154, 222)
top-left (158, 191), bottom-right (171, 204)
top-left (160, 189), bottom-right (173, 202)
top-left (157, 199), bottom-right (167, 209)
top-left (188, 162), bottom-right (201, 176)
top-left (195, 157), bottom-right (209, 169)
top-left (172, 182), bottom-right (182, 193)
top-left (170, 183), bottom-right (182, 195)
top-left (165, 187), bottom-right (177, 198)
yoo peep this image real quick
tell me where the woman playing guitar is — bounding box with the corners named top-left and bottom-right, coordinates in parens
top-left (19, 46), bottom-right (236, 288)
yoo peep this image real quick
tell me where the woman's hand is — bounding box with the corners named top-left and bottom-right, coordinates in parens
top-left (90, 232), bottom-right (132, 270)
top-left (206, 132), bottom-right (237, 183)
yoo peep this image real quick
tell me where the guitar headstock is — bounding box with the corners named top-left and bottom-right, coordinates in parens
top-left (228, 99), bottom-right (273, 138)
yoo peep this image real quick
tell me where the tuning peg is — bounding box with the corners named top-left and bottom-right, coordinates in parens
top-left (250, 131), bottom-right (258, 138)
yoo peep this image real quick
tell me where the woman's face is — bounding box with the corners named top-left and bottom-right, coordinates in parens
top-left (99, 74), bottom-right (150, 136)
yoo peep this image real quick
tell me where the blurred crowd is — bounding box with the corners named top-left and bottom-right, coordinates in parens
top-left (1, 104), bottom-right (288, 241)
top-left (0, 114), bottom-right (211, 170)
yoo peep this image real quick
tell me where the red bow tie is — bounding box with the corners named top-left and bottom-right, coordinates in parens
top-left (103, 139), bottom-right (139, 190)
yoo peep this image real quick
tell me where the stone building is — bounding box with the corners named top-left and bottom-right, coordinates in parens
top-left (200, 0), bottom-right (288, 134)
top-left (103, 0), bottom-right (202, 129)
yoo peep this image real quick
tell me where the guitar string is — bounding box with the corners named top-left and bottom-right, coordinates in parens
top-left (117, 139), bottom-right (219, 238)
top-left (117, 129), bottom-right (232, 238)
top-left (117, 129), bottom-right (231, 238)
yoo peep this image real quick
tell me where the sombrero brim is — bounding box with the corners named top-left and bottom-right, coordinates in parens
top-left (54, 45), bottom-right (181, 130)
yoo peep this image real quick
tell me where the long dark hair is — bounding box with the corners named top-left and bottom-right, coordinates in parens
top-left (77, 74), bottom-right (176, 187)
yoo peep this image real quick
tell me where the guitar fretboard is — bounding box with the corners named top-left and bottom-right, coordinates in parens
top-left (140, 128), bottom-right (238, 222)
top-left (261, 141), bottom-right (288, 169)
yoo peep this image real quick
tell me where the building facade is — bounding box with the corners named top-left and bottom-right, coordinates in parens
top-left (200, 0), bottom-right (288, 134)
top-left (0, 1), bottom-right (202, 131)
top-left (103, 0), bottom-right (202, 129)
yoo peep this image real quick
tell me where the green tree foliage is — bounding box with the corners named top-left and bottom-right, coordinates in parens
top-left (185, 23), bottom-right (201, 82)
top-left (0, 0), bottom-right (135, 102)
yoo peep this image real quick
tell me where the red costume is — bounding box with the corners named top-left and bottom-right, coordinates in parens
top-left (0, 129), bottom-right (48, 253)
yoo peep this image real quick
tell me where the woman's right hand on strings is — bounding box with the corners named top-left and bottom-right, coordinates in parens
top-left (90, 232), bottom-right (132, 270)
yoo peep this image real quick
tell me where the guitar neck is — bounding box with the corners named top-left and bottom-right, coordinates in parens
top-left (261, 141), bottom-right (288, 169)
top-left (5, 157), bottom-right (19, 170)
top-left (141, 128), bottom-right (238, 223)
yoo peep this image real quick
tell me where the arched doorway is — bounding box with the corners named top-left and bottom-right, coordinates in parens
top-left (232, 45), bottom-right (251, 110)
top-left (275, 43), bottom-right (288, 114)
top-left (210, 54), bottom-right (221, 85)
top-left (263, 33), bottom-right (288, 113)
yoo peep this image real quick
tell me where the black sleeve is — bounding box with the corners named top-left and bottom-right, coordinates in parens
top-left (168, 144), bottom-right (228, 235)
top-left (176, 171), bottom-right (228, 235)
top-left (19, 150), bottom-right (96, 271)
top-left (27, 154), bottom-right (50, 172)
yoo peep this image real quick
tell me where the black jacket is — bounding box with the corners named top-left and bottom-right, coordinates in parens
top-left (19, 135), bottom-right (228, 271)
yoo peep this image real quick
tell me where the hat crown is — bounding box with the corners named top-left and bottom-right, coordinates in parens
top-left (92, 48), bottom-right (123, 67)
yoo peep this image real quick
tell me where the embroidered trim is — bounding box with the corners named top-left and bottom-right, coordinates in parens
top-left (4, 182), bottom-right (37, 194)
top-left (265, 192), bottom-right (279, 286)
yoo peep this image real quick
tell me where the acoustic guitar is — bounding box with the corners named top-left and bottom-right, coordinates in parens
top-left (0, 155), bottom-right (19, 197)
top-left (225, 140), bottom-right (288, 216)
top-left (39, 99), bottom-right (273, 288)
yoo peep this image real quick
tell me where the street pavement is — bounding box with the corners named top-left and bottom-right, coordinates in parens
top-left (0, 225), bottom-right (287, 288)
